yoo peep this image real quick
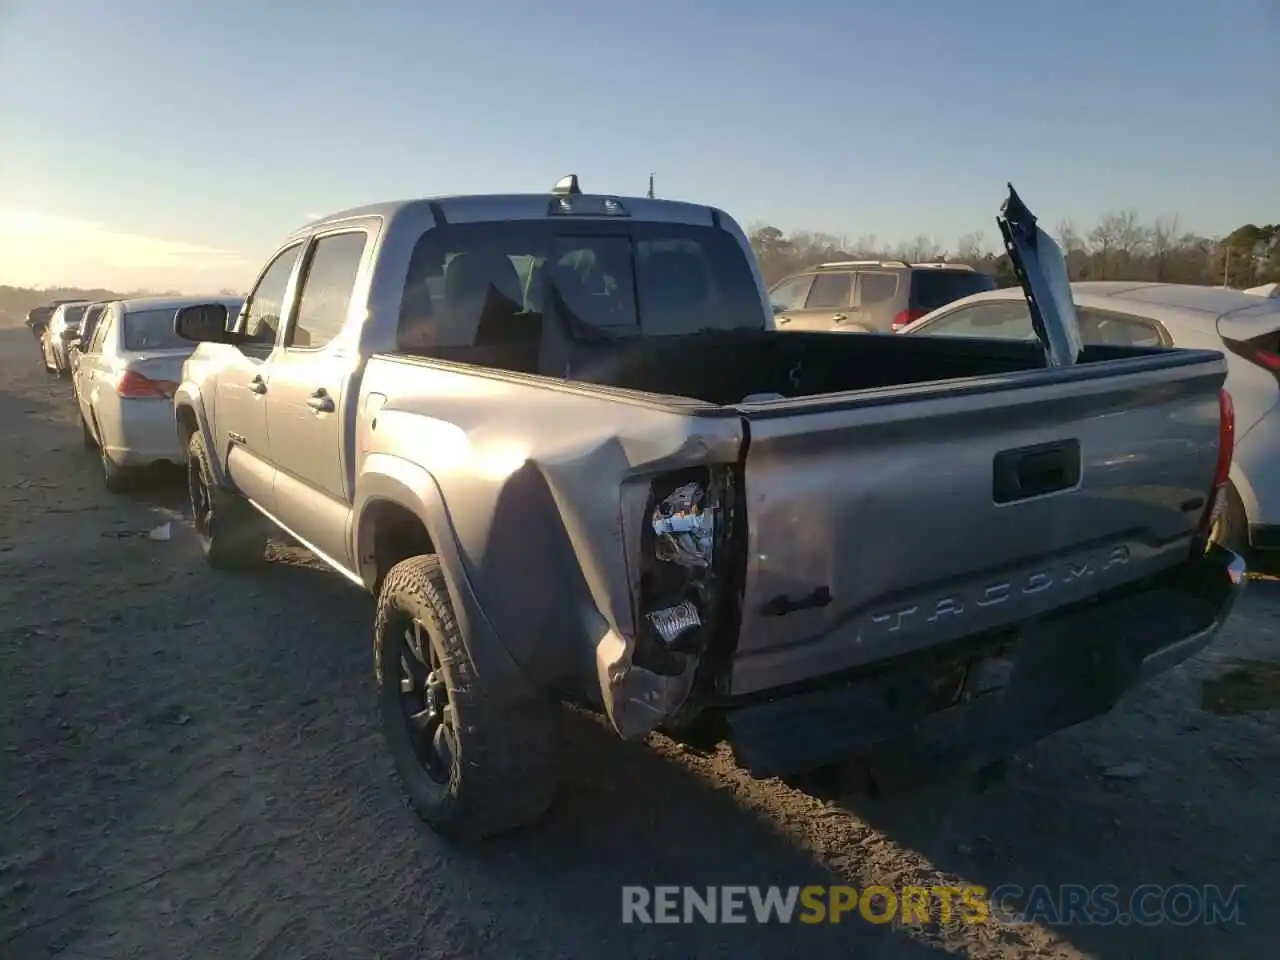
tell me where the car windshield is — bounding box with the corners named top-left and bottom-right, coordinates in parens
top-left (398, 219), bottom-right (767, 348)
top-left (122, 306), bottom-right (205, 351)
top-left (62, 304), bottom-right (87, 327)
top-left (909, 270), bottom-right (997, 312)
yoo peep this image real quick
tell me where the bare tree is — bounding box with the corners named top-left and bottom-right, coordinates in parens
top-left (955, 231), bottom-right (986, 264)
top-left (1149, 214), bottom-right (1181, 281)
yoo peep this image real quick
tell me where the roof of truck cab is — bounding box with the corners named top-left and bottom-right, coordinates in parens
top-left (295, 193), bottom-right (722, 237)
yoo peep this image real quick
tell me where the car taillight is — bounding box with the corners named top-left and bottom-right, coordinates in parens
top-left (1222, 334), bottom-right (1280, 375)
top-left (892, 309), bottom-right (926, 332)
top-left (1197, 388), bottom-right (1235, 540)
top-left (117, 371), bottom-right (177, 399)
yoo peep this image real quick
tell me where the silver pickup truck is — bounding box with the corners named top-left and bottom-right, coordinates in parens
top-left (172, 178), bottom-right (1245, 840)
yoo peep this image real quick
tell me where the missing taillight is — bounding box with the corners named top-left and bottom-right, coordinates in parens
top-left (635, 469), bottom-right (728, 672)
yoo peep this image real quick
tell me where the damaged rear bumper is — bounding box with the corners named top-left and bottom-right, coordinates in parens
top-left (724, 543), bottom-right (1247, 780)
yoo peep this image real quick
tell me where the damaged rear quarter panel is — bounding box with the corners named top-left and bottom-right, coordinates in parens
top-left (361, 357), bottom-right (744, 735)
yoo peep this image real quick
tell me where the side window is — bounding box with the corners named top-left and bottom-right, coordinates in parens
top-left (804, 272), bottom-right (852, 310)
top-left (1078, 309), bottom-right (1163, 347)
top-left (243, 244), bottom-right (304, 346)
top-left (288, 232), bottom-right (368, 349)
top-left (769, 275), bottom-right (814, 312)
top-left (922, 301), bottom-right (1034, 339)
top-left (856, 272), bottom-right (899, 306)
top-left (89, 312), bottom-right (113, 353)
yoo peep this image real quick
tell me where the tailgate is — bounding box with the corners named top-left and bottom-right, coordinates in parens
top-left (728, 352), bottom-right (1227, 696)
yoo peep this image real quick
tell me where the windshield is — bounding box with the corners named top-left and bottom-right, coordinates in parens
top-left (909, 270), bottom-right (997, 312)
top-left (122, 305), bottom-right (229, 351)
top-left (397, 220), bottom-right (766, 349)
top-left (61, 304), bottom-right (87, 328)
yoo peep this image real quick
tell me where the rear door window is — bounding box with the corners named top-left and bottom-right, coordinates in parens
top-left (855, 272), bottom-right (899, 306)
top-left (803, 272), bottom-right (853, 310)
top-left (909, 270), bottom-right (997, 312)
top-left (288, 231), bottom-right (368, 349)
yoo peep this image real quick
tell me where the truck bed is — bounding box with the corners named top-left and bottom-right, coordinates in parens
top-left (371, 330), bottom-right (1227, 704)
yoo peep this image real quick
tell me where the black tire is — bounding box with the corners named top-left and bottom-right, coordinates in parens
top-left (374, 555), bottom-right (558, 841)
top-left (80, 412), bottom-right (96, 449)
top-left (187, 431), bottom-right (267, 568)
top-left (1210, 482), bottom-right (1249, 556)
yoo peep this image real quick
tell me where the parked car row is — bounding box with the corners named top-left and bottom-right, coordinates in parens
top-left (28, 179), bottom-right (1248, 845)
top-left (29, 293), bottom-right (243, 490)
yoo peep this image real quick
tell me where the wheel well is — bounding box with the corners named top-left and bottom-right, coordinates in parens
top-left (363, 500), bottom-right (435, 594)
top-left (176, 405), bottom-right (198, 447)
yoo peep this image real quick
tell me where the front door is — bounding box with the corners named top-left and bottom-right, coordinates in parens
top-left (216, 242), bottom-right (306, 512)
top-left (265, 228), bottom-right (371, 570)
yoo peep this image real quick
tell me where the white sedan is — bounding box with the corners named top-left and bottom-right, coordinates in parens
top-left (900, 281), bottom-right (1280, 558)
top-left (74, 295), bottom-right (244, 491)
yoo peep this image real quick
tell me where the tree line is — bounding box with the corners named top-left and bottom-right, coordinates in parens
top-left (3, 214), bottom-right (1277, 324)
top-left (749, 215), bottom-right (1280, 291)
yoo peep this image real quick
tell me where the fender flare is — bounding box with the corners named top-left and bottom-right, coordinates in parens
top-left (173, 383), bottom-right (225, 487)
top-left (354, 455), bottom-right (538, 703)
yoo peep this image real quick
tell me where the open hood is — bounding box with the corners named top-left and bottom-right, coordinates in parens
top-left (996, 184), bottom-right (1084, 368)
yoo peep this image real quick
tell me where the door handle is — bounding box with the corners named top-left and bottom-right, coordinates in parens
top-left (831, 314), bottom-right (848, 323)
top-left (307, 388), bottom-right (335, 413)
top-left (248, 375), bottom-right (267, 395)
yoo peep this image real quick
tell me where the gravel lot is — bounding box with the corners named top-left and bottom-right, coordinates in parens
top-left (2, 320), bottom-right (1278, 959)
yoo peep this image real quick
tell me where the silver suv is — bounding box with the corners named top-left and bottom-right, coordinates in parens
top-left (768, 260), bottom-right (997, 334)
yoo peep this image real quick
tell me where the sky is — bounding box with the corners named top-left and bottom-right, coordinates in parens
top-left (0, 0), bottom-right (1276, 292)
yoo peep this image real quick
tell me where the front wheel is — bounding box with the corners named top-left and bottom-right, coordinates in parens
top-left (374, 555), bottom-right (558, 841)
top-left (187, 431), bottom-right (267, 568)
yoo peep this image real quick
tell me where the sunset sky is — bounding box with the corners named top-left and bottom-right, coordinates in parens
top-left (1, 0), bottom-right (1276, 292)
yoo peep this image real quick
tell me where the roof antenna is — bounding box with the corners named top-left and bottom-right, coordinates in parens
top-left (647, 172), bottom-right (655, 199)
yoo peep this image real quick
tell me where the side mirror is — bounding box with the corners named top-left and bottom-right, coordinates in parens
top-left (174, 303), bottom-right (236, 344)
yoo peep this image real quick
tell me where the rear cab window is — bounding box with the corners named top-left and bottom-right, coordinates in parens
top-left (909, 269), bottom-right (997, 313)
top-left (397, 220), bottom-right (766, 351)
top-left (122, 308), bottom-right (192, 351)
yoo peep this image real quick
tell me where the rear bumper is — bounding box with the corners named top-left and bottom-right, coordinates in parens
top-left (724, 543), bottom-right (1246, 779)
top-left (101, 399), bottom-right (187, 466)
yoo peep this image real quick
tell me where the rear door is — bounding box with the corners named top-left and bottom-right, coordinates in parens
top-left (774, 271), bottom-right (855, 331)
top-left (265, 227), bottom-right (373, 568)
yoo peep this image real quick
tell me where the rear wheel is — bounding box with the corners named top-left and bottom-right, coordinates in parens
top-left (1209, 482), bottom-right (1249, 556)
top-left (374, 555), bottom-right (558, 840)
top-left (187, 431), bottom-right (267, 568)
top-left (80, 412), bottom-right (96, 449)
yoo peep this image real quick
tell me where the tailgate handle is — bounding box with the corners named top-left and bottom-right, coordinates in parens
top-left (761, 586), bottom-right (832, 617)
top-left (993, 439), bottom-right (1081, 504)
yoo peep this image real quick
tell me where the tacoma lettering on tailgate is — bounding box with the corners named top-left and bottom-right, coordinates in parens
top-left (867, 545), bottom-right (1131, 635)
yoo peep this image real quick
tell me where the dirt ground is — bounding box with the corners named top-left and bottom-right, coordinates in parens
top-left (2, 320), bottom-right (1278, 960)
